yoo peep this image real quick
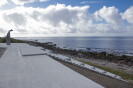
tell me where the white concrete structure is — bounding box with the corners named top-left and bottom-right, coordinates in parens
top-left (6, 29), bottom-right (13, 45)
top-left (0, 43), bottom-right (103, 88)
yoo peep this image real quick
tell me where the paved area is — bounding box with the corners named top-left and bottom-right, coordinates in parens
top-left (0, 43), bottom-right (103, 88)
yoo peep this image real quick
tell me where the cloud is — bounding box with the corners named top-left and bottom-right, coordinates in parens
top-left (39, 4), bottom-right (90, 26)
top-left (0, 4), bottom-right (130, 37)
top-left (39, 0), bottom-right (49, 2)
top-left (122, 6), bottom-right (133, 24)
top-left (0, 0), bottom-right (8, 7)
top-left (0, 28), bottom-right (5, 33)
top-left (80, 1), bottom-right (102, 4)
top-left (0, 4), bottom-right (90, 36)
top-left (95, 6), bottom-right (123, 25)
top-left (3, 12), bottom-right (27, 26)
top-left (11, 0), bottom-right (48, 5)
top-left (11, 0), bottom-right (35, 5)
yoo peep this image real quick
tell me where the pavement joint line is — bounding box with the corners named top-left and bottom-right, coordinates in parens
top-left (18, 46), bottom-right (23, 56)
top-left (22, 53), bottom-right (46, 56)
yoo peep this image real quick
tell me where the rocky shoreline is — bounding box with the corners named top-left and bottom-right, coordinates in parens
top-left (25, 40), bottom-right (133, 66)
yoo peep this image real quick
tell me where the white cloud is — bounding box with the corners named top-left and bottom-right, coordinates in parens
top-left (122, 6), bottom-right (133, 24)
top-left (3, 13), bottom-right (27, 26)
top-left (11, 0), bottom-right (35, 5)
top-left (11, 0), bottom-right (48, 5)
top-left (95, 6), bottom-right (123, 25)
top-left (80, 1), bottom-right (101, 4)
top-left (0, 4), bottom-right (130, 37)
top-left (39, 0), bottom-right (49, 2)
top-left (39, 4), bottom-right (90, 26)
top-left (0, 4), bottom-right (91, 36)
top-left (0, 0), bottom-right (7, 7)
top-left (0, 28), bottom-right (5, 33)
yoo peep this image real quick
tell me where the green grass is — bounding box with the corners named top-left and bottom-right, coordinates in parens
top-left (0, 37), bottom-right (24, 43)
top-left (80, 60), bottom-right (133, 80)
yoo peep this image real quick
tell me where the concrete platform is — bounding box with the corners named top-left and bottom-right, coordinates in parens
top-left (0, 43), bottom-right (103, 88)
top-left (19, 44), bottom-right (45, 56)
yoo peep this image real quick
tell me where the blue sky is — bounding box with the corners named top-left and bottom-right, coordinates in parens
top-left (25, 0), bottom-right (133, 12)
top-left (0, 0), bottom-right (133, 37)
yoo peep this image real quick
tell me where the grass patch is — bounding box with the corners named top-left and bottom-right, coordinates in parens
top-left (0, 37), bottom-right (24, 43)
top-left (80, 60), bottom-right (133, 80)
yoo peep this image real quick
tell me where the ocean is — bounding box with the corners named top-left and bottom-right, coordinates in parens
top-left (16, 37), bottom-right (133, 56)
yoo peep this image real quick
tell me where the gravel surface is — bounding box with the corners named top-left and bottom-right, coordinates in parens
top-left (0, 47), bottom-right (6, 58)
top-left (57, 60), bottom-right (133, 88)
top-left (67, 55), bottom-right (133, 75)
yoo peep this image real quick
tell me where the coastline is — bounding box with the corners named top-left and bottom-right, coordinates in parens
top-left (1, 37), bottom-right (132, 82)
top-left (25, 40), bottom-right (133, 66)
top-left (0, 38), bottom-right (133, 87)
top-left (23, 40), bottom-right (133, 79)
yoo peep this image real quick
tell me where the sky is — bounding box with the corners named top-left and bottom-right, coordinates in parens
top-left (0, 0), bottom-right (133, 37)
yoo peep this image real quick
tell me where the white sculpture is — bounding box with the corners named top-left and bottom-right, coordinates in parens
top-left (6, 29), bottom-right (13, 45)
